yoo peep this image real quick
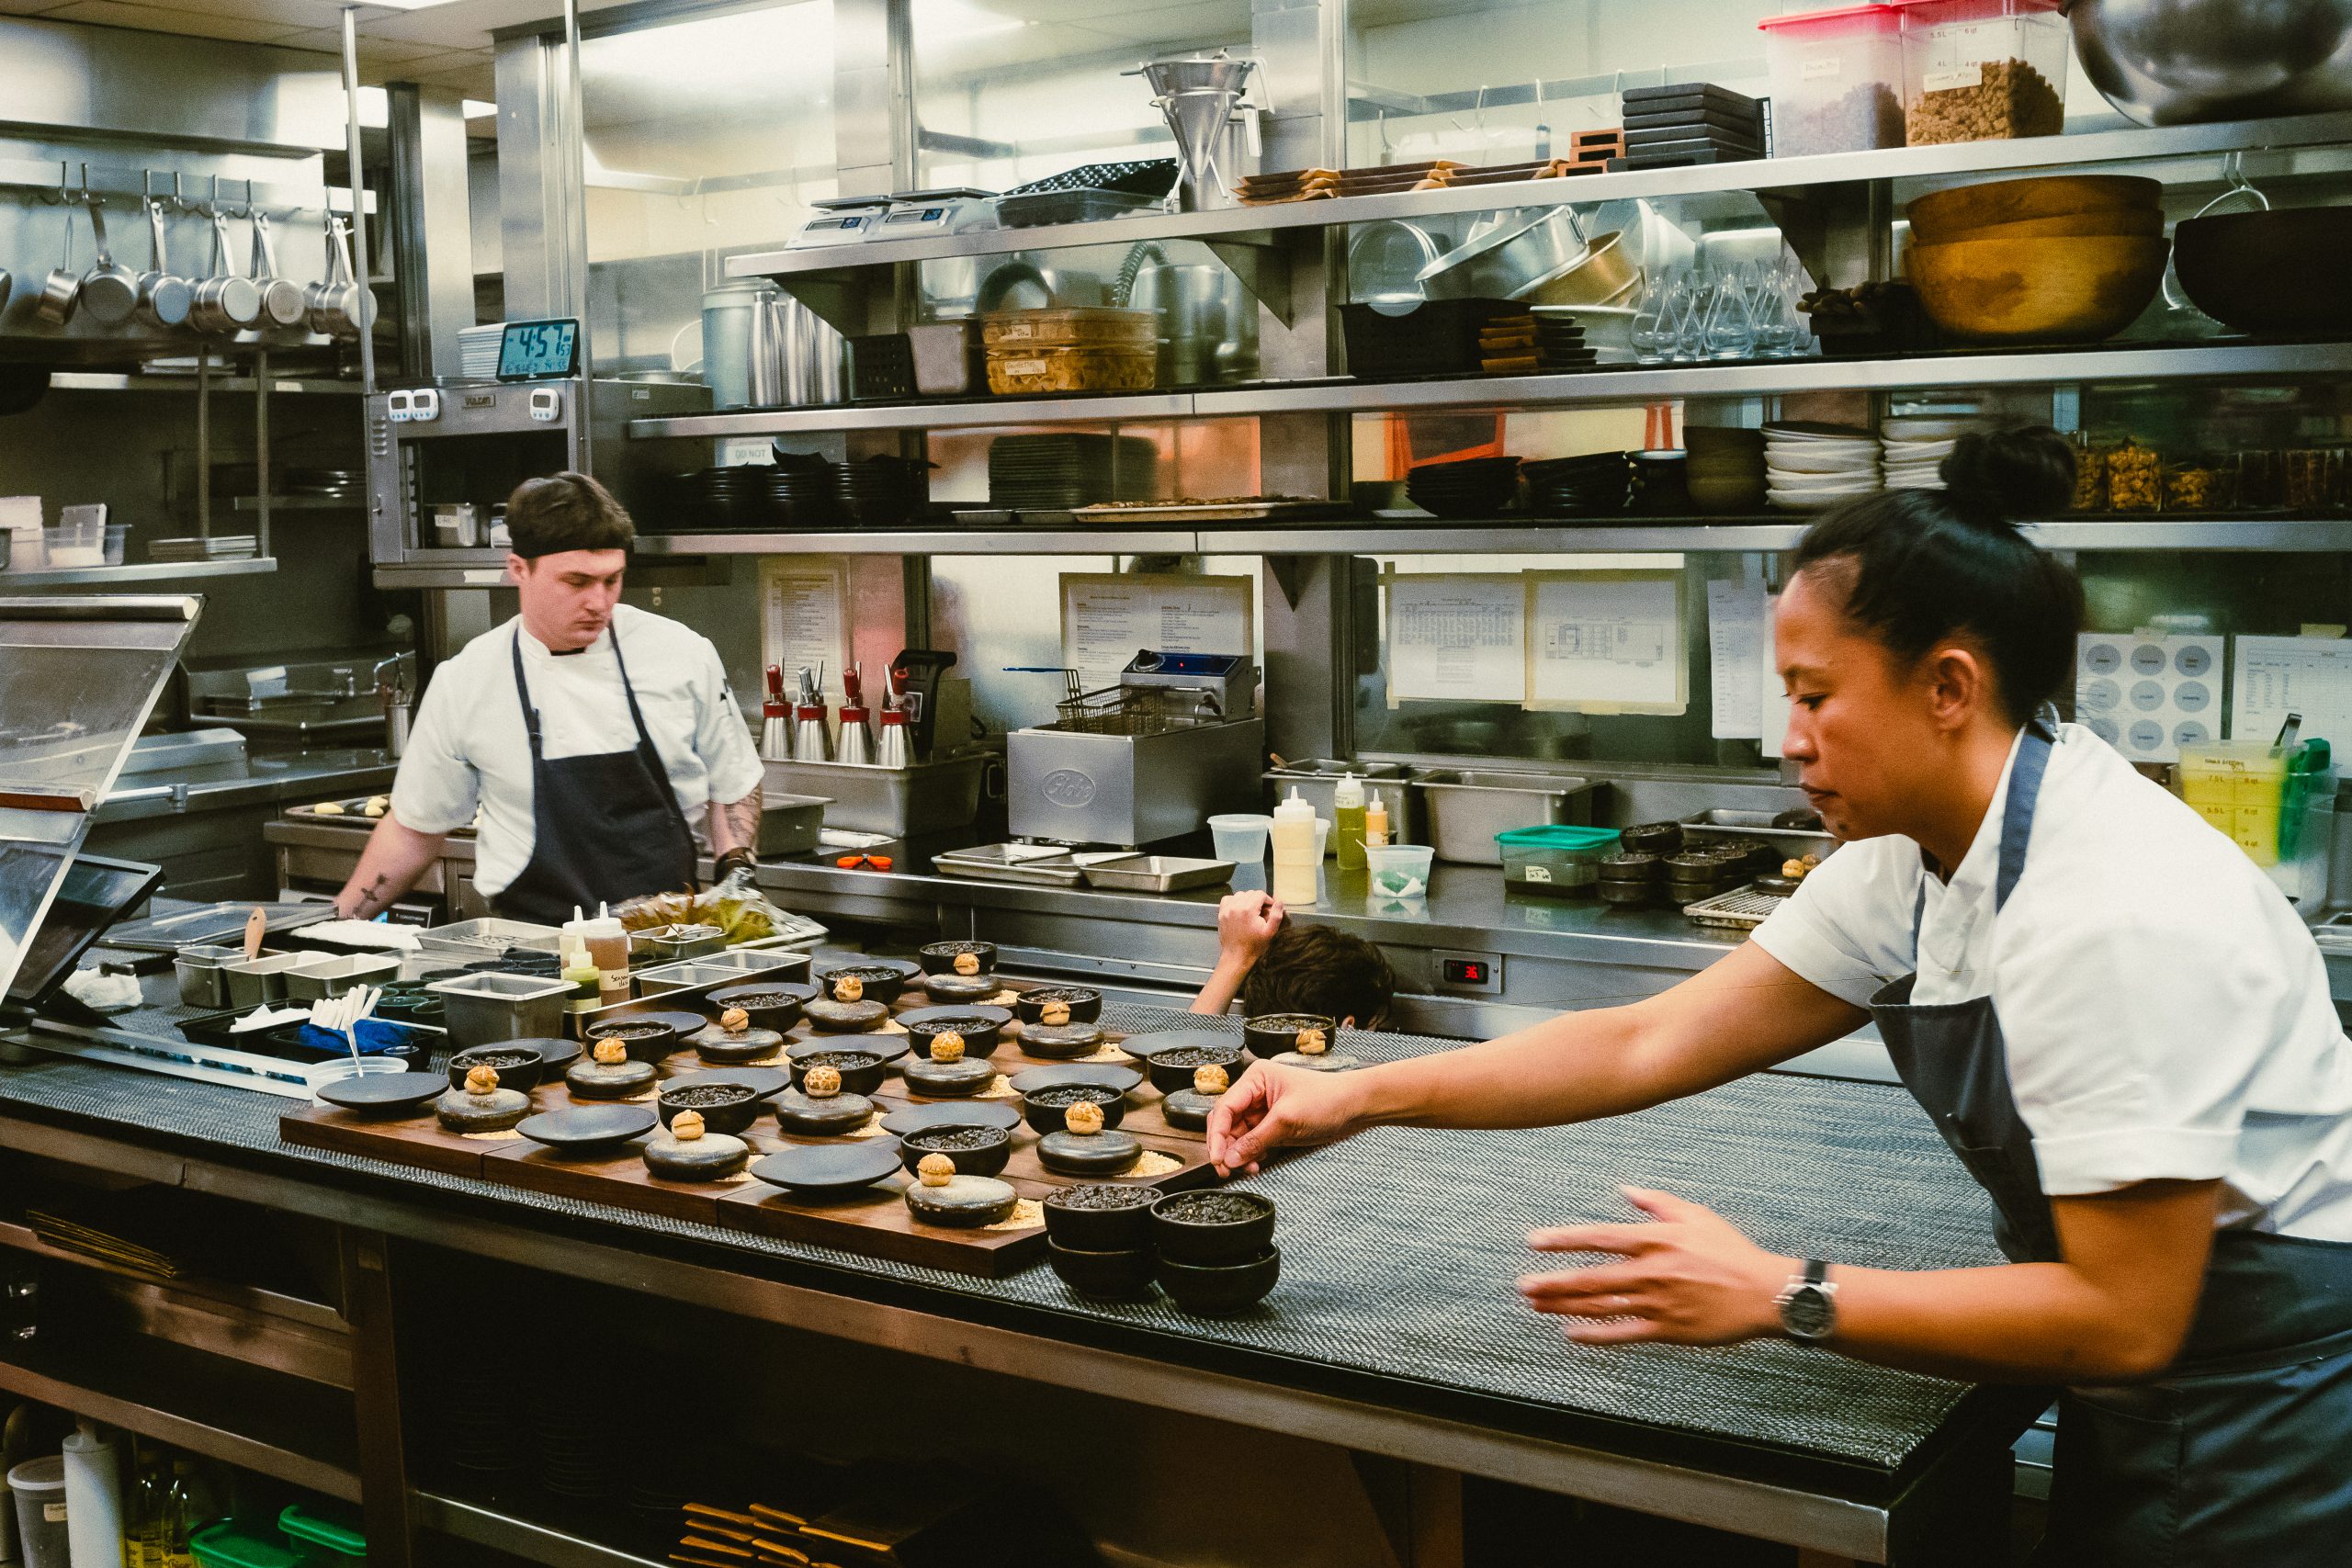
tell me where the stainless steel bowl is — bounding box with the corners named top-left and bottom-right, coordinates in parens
top-left (1416, 206), bottom-right (1584, 300)
top-left (2067, 0), bottom-right (2352, 125)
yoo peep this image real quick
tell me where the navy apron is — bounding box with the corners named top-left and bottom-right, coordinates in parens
top-left (1870, 723), bottom-right (2352, 1565)
top-left (491, 623), bottom-right (698, 925)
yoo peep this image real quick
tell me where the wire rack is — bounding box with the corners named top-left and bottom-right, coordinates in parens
top-left (1050, 682), bottom-right (1226, 737)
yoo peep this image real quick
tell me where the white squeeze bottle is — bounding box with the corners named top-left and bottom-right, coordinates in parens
top-left (60, 1419), bottom-right (120, 1568)
top-left (1272, 788), bottom-right (1320, 906)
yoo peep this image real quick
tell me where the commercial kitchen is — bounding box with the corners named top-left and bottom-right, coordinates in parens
top-left (6, 0), bottom-right (2352, 1563)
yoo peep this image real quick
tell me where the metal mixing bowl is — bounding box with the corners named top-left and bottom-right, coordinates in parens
top-left (2067, 0), bottom-right (2352, 125)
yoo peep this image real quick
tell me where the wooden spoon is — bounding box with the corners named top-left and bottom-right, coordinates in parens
top-left (243, 906), bottom-right (268, 963)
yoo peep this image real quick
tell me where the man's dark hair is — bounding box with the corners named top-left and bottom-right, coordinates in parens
top-left (506, 470), bottom-right (635, 558)
top-left (1241, 923), bottom-right (1396, 1028)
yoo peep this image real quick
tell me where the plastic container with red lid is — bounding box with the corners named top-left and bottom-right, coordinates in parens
top-left (1893, 0), bottom-right (2070, 145)
top-left (1758, 5), bottom-right (1908, 157)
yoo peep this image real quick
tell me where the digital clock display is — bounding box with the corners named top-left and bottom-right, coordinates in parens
top-left (496, 318), bottom-right (580, 382)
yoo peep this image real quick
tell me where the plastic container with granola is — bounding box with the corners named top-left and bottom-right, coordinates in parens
top-left (984, 344), bottom-right (1158, 396)
top-left (1894, 0), bottom-right (2068, 146)
top-left (980, 307), bottom-right (1157, 349)
top-left (2106, 438), bottom-right (2163, 513)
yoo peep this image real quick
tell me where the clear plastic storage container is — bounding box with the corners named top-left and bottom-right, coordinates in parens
top-left (1758, 5), bottom-right (1908, 157)
top-left (978, 307), bottom-right (1156, 349)
top-left (983, 344), bottom-right (1157, 395)
top-left (2174, 738), bottom-right (2336, 871)
top-left (1495, 825), bottom-right (1623, 897)
top-left (1895, 0), bottom-right (2069, 145)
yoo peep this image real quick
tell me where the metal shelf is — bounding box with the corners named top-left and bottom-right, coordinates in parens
top-left (415, 1494), bottom-right (665, 1568)
top-left (0, 557), bottom-right (275, 586)
top-left (629, 341), bottom-right (2352, 441)
top-left (726, 110), bottom-right (2352, 279)
top-left (232, 496), bottom-right (362, 512)
top-left (48, 372), bottom-right (365, 397)
top-left (630, 517), bottom-right (2352, 557)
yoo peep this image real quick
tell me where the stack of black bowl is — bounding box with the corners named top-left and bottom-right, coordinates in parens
top-left (1522, 452), bottom-right (1631, 518)
top-left (1598, 852), bottom-right (1665, 908)
top-left (834, 455), bottom-right (932, 526)
top-left (1533, 314), bottom-right (1595, 371)
top-left (676, 465), bottom-right (776, 532)
top-left (770, 451), bottom-right (841, 528)
top-left (1043, 1185), bottom-right (1283, 1314)
top-left (1664, 852), bottom-right (1743, 908)
top-left (1407, 457), bottom-right (1521, 519)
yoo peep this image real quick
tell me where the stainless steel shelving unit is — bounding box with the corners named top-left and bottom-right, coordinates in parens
top-left (0, 557), bottom-right (277, 587)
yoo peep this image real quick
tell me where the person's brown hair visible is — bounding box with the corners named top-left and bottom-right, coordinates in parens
top-left (506, 470), bottom-right (636, 558)
top-left (1241, 922), bottom-right (1395, 1028)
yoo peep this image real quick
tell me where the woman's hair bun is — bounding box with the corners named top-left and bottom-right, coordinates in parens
top-left (1938, 423), bottom-right (2075, 523)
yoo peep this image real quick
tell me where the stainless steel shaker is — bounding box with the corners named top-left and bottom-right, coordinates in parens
top-left (792, 664), bottom-right (834, 761)
top-left (837, 661), bottom-right (876, 766)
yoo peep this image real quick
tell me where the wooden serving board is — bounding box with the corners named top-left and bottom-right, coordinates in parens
top-left (278, 975), bottom-right (1250, 1278)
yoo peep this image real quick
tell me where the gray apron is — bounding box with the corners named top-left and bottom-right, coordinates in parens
top-left (1869, 723), bottom-right (2352, 1565)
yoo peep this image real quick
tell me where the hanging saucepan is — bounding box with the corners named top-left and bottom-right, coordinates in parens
top-left (306, 215), bottom-right (373, 341)
top-left (78, 196), bottom-right (139, 325)
top-left (36, 209), bottom-right (79, 326)
top-left (187, 211), bottom-right (261, 334)
top-left (136, 199), bottom-right (193, 330)
top-left (248, 212), bottom-right (308, 331)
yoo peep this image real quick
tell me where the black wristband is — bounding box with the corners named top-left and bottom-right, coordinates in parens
top-left (715, 846), bottom-right (758, 879)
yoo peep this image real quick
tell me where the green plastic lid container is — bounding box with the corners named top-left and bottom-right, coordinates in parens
top-left (280, 1503), bottom-right (368, 1560)
top-left (189, 1521), bottom-right (311, 1568)
top-left (1493, 826), bottom-right (1622, 852)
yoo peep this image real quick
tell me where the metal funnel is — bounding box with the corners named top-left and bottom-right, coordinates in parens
top-left (1129, 51), bottom-right (1257, 209)
top-left (1134, 51), bottom-right (1254, 98)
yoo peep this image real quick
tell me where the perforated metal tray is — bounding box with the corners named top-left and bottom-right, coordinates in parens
top-left (1679, 883), bottom-right (1789, 931)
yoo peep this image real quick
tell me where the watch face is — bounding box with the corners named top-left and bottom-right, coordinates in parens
top-left (1781, 1283), bottom-right (1836, 1341)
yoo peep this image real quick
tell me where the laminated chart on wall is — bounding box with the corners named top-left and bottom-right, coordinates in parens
top-left (2230, 635), bottom-right (2352, 750)
top-left (1705, 570), bottom-right (1768, 740)
top-left (1060, 572), bottom-right (1254, 692)
top-left (760, 560), bottom-right (852, 700)
top-left (1524, 569), bottom-right (1688, 716)
top-left (1383, 573), bottom-right (1525, 706)
top-left (2075, 631), bottom-right (2224, 762)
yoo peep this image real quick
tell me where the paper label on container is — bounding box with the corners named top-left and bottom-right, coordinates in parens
top-left (1924, 63), bottom-right (1984, 91)
top-left (1002, 358), bottom-right (1047, 378)
top-left (1802, 56), bottom-right (1843, 80)
top-left (44, 1503), bottom-right (67, 1522)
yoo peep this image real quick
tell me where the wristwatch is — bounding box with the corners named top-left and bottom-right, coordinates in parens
top-left (1775, 1259), bottom-right (1838, 1342)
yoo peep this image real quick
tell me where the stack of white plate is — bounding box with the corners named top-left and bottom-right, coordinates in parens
top-left (1881, 414), bottom-right (1979, 491)
top-left (1765, 423), bottom-right (1880, 512)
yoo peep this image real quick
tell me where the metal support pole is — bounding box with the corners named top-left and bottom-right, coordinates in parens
top-left (563, 0), bottom-right (595, 471)
top-left (195, 352), bottom-right (210, 541)
top-left (254, 348), bottom-right (271, 559)
top-left (340, 7), bottom-right (378, 396)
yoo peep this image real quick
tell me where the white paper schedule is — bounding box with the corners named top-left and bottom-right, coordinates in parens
top-left (1385, 574), bottom-right (1526, 705)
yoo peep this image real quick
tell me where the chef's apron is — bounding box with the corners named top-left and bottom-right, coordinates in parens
top-left (491, 623), bottom-right (698, 925)
top-left (1869, 722), bottom-right (2352, 1565)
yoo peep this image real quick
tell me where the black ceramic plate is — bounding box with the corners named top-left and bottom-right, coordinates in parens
top-left (516, 1104), bottom-right (658, 1151)
top-left (786, 1035), bottom-right (910, 1067)
top-left (751, 1137), bottom-right (904, 1197)
top-left (899, 1004), bottom-right (1013, 1033)
top-left (316, 1072), bottom-right (442, 1116)
top-left (524, 1037), bottom-right (582, 1075)
top-left (1009, 1062), bottom-right (1143, 1097)
top-left (1018, 1021), bottom-right (1106, 1059)
top-left (878, 1100), bottom-right (1020, 1136)
top-left (812, 954), bottom-right (923, 1001)
top-left (662, 1066), bottom-right (789, 1100)
top-left (1119, 1029), bottom-right (1239, 1064)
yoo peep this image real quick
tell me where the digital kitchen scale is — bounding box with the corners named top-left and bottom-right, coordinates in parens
top-left (865, 187), bottom-right (1000, 241)
top-left (786, 195), bottom-right (894, 249)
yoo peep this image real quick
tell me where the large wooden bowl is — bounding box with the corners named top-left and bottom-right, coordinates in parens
top-left (1906, 175), bottom-right (2162, 246)
top-left (2174, 208), bottom-right (2352, 334)
top-left (1938, 209), bottom-right (2166, 243)
top-left (1907, 234), bottom-right (2170, 344)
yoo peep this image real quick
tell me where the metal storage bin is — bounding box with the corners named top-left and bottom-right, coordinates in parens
top-left (426, 972), bottom-right (573, 1049)
top-left (1411, 769), bottom-right (1597, 864)
top-left (762, 753), bottom-right (988, 838)
top-left (416, 918), bottom-right (564, 958)
top-left (1262, 761), bottom-right (1419, 856)
top-left (224, 952), bottom-right (337, 1009)
top-left (283, 952), bottom-right (403, 1003)
top-left (174, 943), bottom-right (249, 1008)
top-left (755, 792), bottom-right (829, 857)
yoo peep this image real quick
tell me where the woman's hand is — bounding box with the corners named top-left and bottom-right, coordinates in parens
top-left (1207, 1060), bottom-right (1370, 1176)
top-left (1517, 1187), bottom-right (1793, 1346)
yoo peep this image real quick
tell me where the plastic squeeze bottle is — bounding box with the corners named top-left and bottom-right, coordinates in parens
top-left (1333, 773), bottom-right (1368, 872)
top-left (1272, 788), bottom-right (1319, 906)
top-left (61, 1418), bottom-right (121, 1568)
top-left (1364, 795), bottom-right (1389, 850)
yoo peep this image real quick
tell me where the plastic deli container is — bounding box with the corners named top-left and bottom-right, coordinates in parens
top-left (983, 345), bottom-right (1156, 396)
top-left (8, 1456), bottom-right (68, 1568)
top-left (1495, 825), bottom-right (1624, 897)
top-left (280, 1502), bottom-right (368, 1561)
top-left (1758, 5), bottom-right (1908, 157)
top-left (978, 308), bottom-right (1156, 349)
top-left (189, 1520), bottom-right (312, 1568)
top-left (1894, 0), bottom-right (2069, 145)
top-left (2175, 739), bottom-right (2335, 874)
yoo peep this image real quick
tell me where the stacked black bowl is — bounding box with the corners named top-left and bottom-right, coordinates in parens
top-left (1522, 452), bottom-right (1631, 518)
top-left (1534, 317), bottom-right (1595, 371)
top-left (834, 455), bottom-right (932, 526)
top-left (676, 465), bottom-right (776, 531)
top-left (770, 452), bottom-right (842, 528)
top-left (1407, 457), bottom-right (1521, 519)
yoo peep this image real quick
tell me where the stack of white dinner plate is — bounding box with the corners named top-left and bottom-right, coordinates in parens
top-left (1880, 414), bottom-right (1981, 491)
top-left (1765, 423), bottom-right (1881, 512)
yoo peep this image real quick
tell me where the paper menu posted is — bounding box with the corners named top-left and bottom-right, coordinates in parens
top-left (2075, 631), bottom-right (2224, 762)
top-left (1759, 593), bottom-right (1791, 758)
top-left (1524, 570), bottom-right (1687, 715)
top-left (2230, 635), bottom-right (2352, 749)
top-left (759, 560), bottom-right (851, 700)
top-left (1706, 574), bottom-right (1767, 740)
top-left (1060, 573), bottom-right (1254, 692)
top-left (1384, 574), bottom-right (1525, 705)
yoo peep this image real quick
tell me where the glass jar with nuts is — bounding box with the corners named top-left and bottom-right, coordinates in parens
top-left (2106, 439), bottom-right (2163, 513)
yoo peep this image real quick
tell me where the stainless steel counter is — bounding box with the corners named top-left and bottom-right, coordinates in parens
top-left (95, 747), bottom-right (397, 826)
top-left (88, 749), bottom-right (400, 905)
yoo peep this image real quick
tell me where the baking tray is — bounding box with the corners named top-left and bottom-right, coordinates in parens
top-left (1679, 884), bottom-right (1788, 932)
top-left (1069, 500), bottom-right (1356, 524)
top-left (933, 843), bottom-right (1087, 887)
top-left (1074, 853), bottom-right (1235, 894)
top-left (103, 900), bottom-right (334, 955)
top-left (414, 917), bottom-right (564, 958)
top-left (1679, 809), bottom-right (1838, 863)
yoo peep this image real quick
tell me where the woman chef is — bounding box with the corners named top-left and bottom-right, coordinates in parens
top-left (334, 472), bottom-right (765, 924)
top-left (1211, 425), bottom-right (2352, 1563)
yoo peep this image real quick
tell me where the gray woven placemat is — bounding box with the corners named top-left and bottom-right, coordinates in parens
top-left (1, 1001), bottom-right (2003, 1469)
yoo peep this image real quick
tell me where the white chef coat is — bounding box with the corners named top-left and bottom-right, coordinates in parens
top-left (390, 604), bottom-right (764, 898)
top-left (1754, 722), bottom-right (2352, 1241)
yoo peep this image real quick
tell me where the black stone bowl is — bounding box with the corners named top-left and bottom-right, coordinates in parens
top-left (1022, 1082), bottom-right (1127, 1135)
top-left (786, 1046), bottom-right (891, 1098)
top-left (1038, 1128), bottom-right (1142, 1177)
top-left (896, 1122), bottom-right (1012, 1179)
top-left (811, 956), bottom-right (922, 1006)
top-left (878, 1100), bottom-right (1019, 1137)
top-left (1015, 986), bottom-right (1102, 1026)
top-left (707, 980), bottom-right (816, 1033)
top-left (1017, 1021), bottom-right (1105, 1060)
top-left (584, 1010), bottom-right (707, 1063)
top-left (1143, 1042), bottom-right (1245, 1096)
top-left (901, 1055), bottom-right (999, 1099)
top-left (803, 998), bottom-right (890, 1034)
top-left (918, 940), bottom-right (997, 976)
top-left (656, 1078), bottom-right (763, 1135)
top-left (1048, 1241), bottom-right (1156, 1301)
top-left (1151, 1190), bottom-right (1276, 1265)
top-left (1156, 1246), bottom-right (1281, 1314)
top-left (516, 1103), bottom-right (657, 1154)
top-left (900, 1005), bottom-right (1012, 1056)
top-left (917, 972), bottom-right (1003, 1005)
top-left (1241, 1013), bottom-right (1335, 1060)
top-left (1042, 1184), bottom-right (1165, 1251)
top-left (446, 1043), bottom-right (548, 1095)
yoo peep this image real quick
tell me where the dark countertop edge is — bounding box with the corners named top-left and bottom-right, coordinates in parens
top-left (0, 1077), bottom-right (2042, 1505)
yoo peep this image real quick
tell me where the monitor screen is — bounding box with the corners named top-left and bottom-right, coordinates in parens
top-left (5, 853), bottom-right (164, 1008)
top-left (495, 318), bottom-right (581, 382)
